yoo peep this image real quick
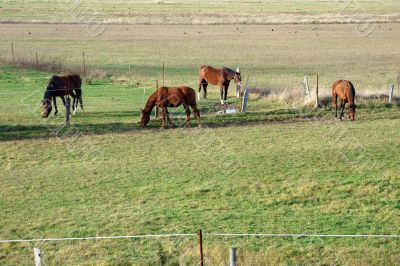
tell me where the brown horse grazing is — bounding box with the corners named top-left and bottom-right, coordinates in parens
top-left (198, 65), bottom-right (242, 104)
top-left (42, 74), bottom-right (83, 118)
top-left (332, 80), bottom-right (356, 121)
top-left (140, 86), bottom-right (201, 128)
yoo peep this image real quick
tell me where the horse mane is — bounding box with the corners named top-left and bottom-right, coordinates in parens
top-left (143, 92), bottom-right (156, 114)
top-left (44, 89), bottom-right (53, 100)
top-left (222, 67), bottom-right (235, 74)
top-left (348, 81), bottom-right (356, 108)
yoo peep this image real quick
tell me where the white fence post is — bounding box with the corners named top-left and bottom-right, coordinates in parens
top-left (241, 88), bottom-right (249, 113)
top-left (304, 76), bottom-right (311, 100)
top-left (34, 248), bottom-right (42, 266)
top-left (389, 83), bottom-right (394, 103)
top-left (230, 247), bottom-right (237, 266)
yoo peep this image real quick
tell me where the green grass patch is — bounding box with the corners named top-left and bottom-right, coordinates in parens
top-left (1, 65), bottom-right (400, 264)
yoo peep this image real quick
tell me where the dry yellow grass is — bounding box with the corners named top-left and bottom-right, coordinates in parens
top-left (1, 23), bottom-right (400, 93)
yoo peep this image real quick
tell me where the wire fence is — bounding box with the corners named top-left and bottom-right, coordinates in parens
top-left (1, 231), bottom-right (400, 265)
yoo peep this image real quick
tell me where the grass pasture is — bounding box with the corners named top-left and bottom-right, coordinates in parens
top-left (1, 65), bottom-right (400, 264)
top-left (1, 1), bottom-right (400, 265)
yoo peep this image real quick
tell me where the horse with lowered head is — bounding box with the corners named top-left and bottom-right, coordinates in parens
top-left (198, 65), bottom-right (242, 104)
top-left (42, 74), bottom-right (83, 118)
top-left (332, 80), bottom-right (356, 121)
top-left (140, 86), bottom-right (201, 129)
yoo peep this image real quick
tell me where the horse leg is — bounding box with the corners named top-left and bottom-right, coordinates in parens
top-left (340, 101), bottom-right (345, 120)
top-left (61, 95), bottom-right (66, 106)
top-left (77, 89), bottom-right (83, 111)
top-left (69, 90), bottom-right (77, 115)
top-left (203, 82), bottom-right (208, 100)
top-left (198, 79), bottom-right (202, 100)
top-left (165, 108), bottom-right (172, 125)
top-left (191, 104), bottom-right (201, 128)
top-left (53, 96), bottom-right (58, 116)
top-left (72, 96), bottom-right (77, 115)
top-left (333, 94), bottom-right (338, 119)
top-left (183, 103), bottom-right (191, 127)
top-left (220, 85), bottom-right (224, 105)
top-left (161, 108), bottom-right (166, 129)
top-left (224, 83), bottom-right (229, 102)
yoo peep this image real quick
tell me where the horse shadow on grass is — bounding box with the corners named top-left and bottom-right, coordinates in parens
top-left (6, 106), bottom-right (389, 142)
top-left (0, 108), bottom-right (316, 141)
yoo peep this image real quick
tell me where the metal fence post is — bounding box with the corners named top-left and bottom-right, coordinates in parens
top-left (230, 247), bottom-right (237, 266)
top-left (241, 88), bottom-right (249, 113)
top-left (389, 83), bottom-right (394, 103)
top-left (34, 248), bottom-right (42, 266)
top-left (66, 96), bottom-right (71, 125)
top-left (304, 76), bottom-right (311, 100)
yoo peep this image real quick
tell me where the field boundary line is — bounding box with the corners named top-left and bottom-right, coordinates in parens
top-left (208, 233), bottom-right (400, 238)
top-left (0, 233), bottom-right (197, 243)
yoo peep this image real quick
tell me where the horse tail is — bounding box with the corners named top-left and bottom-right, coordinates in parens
top-left (69, 75), bottom-right (83, 110)
top-left (75, 88), bottom-right (83, 110)
top-left (348, 81), bottom-right (356, 109)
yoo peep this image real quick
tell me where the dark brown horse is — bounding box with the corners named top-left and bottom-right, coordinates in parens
top-left (198, 65), bottom-right (242, 104)
top-left (140, 86), bottom-right (201, 128)
top-left (42, 74), bottom-right (83, 118)
top-left (332, 80), bottom-right (356, 121)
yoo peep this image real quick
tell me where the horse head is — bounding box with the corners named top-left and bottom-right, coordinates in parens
top-left (42, 98), bottom-right (52, 118)
top-left (42, 90), bottom-right (52, 118)
top-left (349, 104), bottom-right (356, 121)
top-left (234, 68), bottom-right (242, 94)
top-left (140, 109), bottom-right (150, 127)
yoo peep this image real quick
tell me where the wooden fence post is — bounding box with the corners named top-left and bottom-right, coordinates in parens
top-left (82, 52), bottom-right (86, 75)
top-left (34, 248), bottom-right (42, 266)
top-left (389, 83), bottom-right (394, 104)
top-left (241, 88), bottom-right (249, 113)
top-left (159, 254), bottom-right (166, 266)
top-left (66, 96), bottom-right (71, 125)
top-left (198, 229), bottom-right (204, 266)
top-left (155, 80), bottom-right (159, 119)
top-left (230, 247), bottom-right (237, 266)
top-left (304, 76), bottom-right (311, 100)
top-left (315, 73), bottom-right (319, 107)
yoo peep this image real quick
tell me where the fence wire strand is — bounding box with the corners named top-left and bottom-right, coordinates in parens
top-left (1, 232), bottom-right (400, 244)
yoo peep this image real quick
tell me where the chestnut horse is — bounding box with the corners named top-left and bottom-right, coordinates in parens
top-left (140, 86), bottom-right (201, 128)
top-left (198, 65), bottom-right (242, 104)
top-left (42, 74), bottom-right (83, 118)
top-left (332, 80), bottom-right (356, 121)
